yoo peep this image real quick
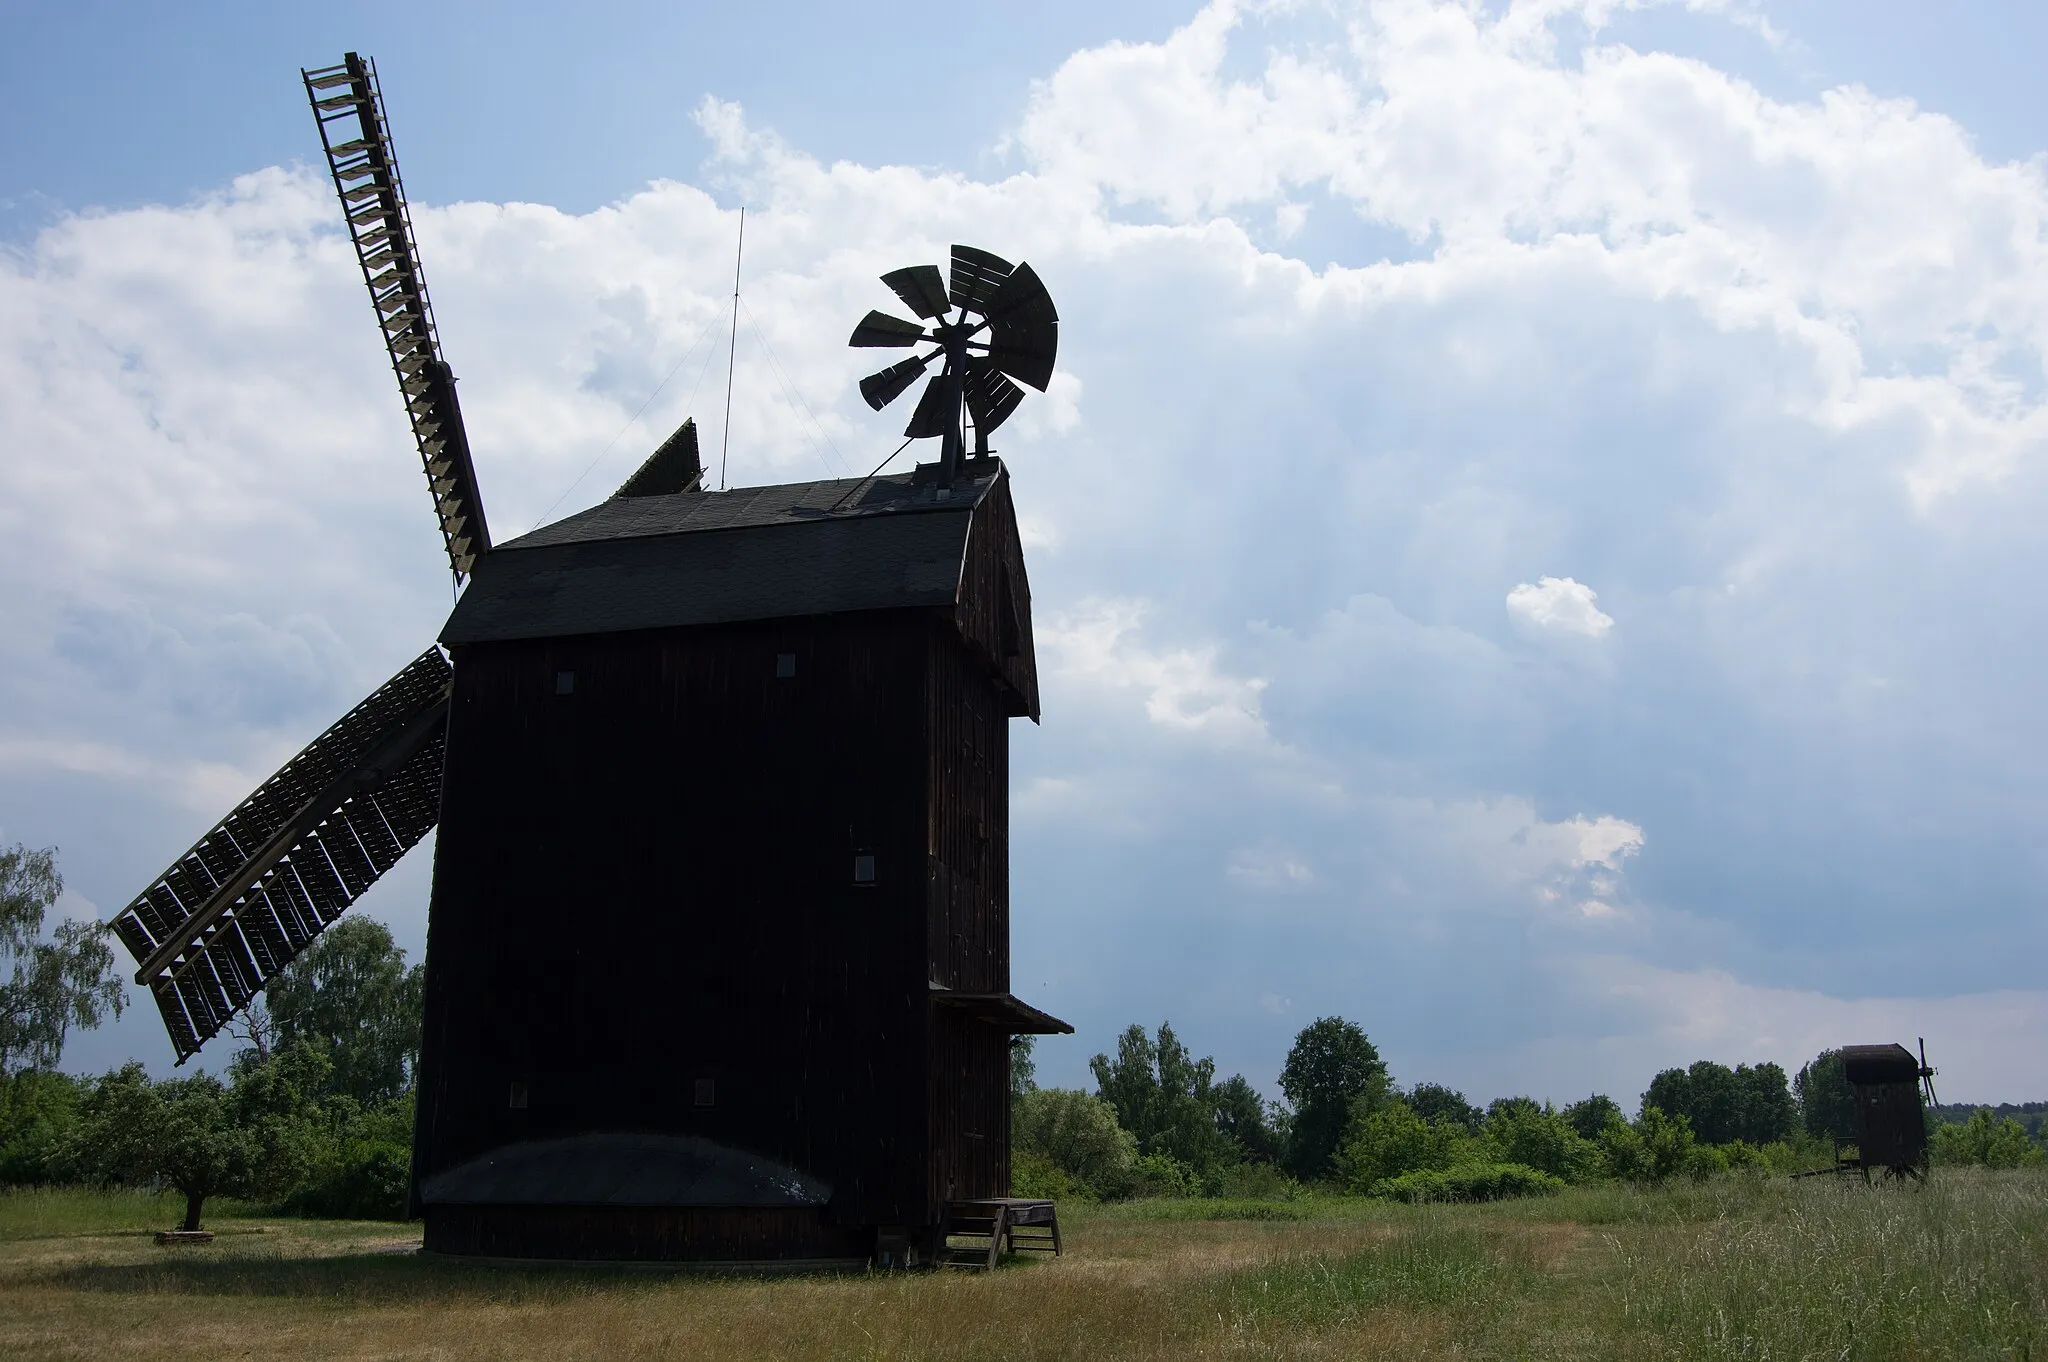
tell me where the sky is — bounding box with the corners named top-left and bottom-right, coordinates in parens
top-left (3, 0), bottom-right (2046, 1107)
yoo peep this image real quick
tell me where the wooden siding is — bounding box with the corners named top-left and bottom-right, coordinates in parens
top-left (922, 624), bottom-right (1014, 1213)
top-left (415, 612), bottom-right (934, 1231)
top-left (954, 472), bottom-right (1040, 720)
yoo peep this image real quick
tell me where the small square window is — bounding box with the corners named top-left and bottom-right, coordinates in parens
top-left (694, 1078), bottom-right (716, 1107)
top-left (508, 1081), bottom-right (529, 1110)
top-left (853, 853), bottom-right (877, 885)
top-left (554, 670), bottom-right (575, 695)
top-left (775, 652), bottom-right (797, 679)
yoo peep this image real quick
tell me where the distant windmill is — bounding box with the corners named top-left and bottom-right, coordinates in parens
top-left (105, 52), bottom-right (1069, 1267)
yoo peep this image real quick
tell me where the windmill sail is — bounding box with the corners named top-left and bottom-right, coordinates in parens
top-left (112, 650), bottom-right (453, 1061)
top-left (303, 54), bottom-right (490, 582)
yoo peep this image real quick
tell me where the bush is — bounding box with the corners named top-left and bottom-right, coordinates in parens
top-left (283, 1139), bottom-right (410, 1219)
top-left (0, 1070), bottom-right (80, 1186)
top-left (1012, 1150), bottom-right (1083, 1201)
top-left (1373, 1162), bottom-right (1565, 1203)
top-left (1013, 1087), bottom-right (1138, 1198)
top-left (1129, 1151), bottom-right (1199, 1198)
top-left (1212, 1161), bottom-right (1301, 1200)
top-left (1598, 1106), bottom-right (1697, 1183)
top-left (1931, 1109), bottom-right (2046, 1169)
top-left (1682, 1142), bottom-right (1730, 1182)
top-left (1335, 1101), bottom-right (1474, 1192)
top-left (1483, 1098), bottom-right (1599, 1183)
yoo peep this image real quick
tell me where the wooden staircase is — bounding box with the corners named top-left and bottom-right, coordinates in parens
top-left (937, 1199), bottom-right (1061, 1271)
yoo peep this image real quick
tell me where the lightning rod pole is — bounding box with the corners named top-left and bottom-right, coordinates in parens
top-left (720, 206), bottom-right (745, 490)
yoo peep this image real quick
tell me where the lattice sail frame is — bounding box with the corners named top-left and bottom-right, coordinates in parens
top-left (113, 651), bottom-right (452, 1061)
top-left (303, 53), bottom-right (490, 581)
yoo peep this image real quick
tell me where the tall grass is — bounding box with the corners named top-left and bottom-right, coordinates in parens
top-left (1597, 1169), bottom-right (2048, 1359)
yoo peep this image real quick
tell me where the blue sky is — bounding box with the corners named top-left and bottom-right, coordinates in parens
top-left (3, 0), bottom-right (2045, 1106)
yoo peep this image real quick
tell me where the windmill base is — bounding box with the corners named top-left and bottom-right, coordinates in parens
top-left (422, 1205), bottom-right (874, 1264)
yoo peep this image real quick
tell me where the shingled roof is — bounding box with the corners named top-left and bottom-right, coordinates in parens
top-left (439, 460), bottom-right (1006, 647)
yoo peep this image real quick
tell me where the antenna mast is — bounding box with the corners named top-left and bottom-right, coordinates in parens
top-left (720, 207), bottom-right (745, 490)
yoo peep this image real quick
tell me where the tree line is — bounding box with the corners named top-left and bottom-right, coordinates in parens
top-left (5, 842), bottom-right (2044, 1223)
top-left (3, 843), bottom-right (425, 1227)
top-left (1012, 1017), bottom-right (2048, 1203)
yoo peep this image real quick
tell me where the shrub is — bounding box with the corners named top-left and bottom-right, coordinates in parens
top-left (1598, 1105), bottom-right (1697, 1183)
top-left (1013, 1087), bottom-right (1138, 1198)
top-left (1212, 1160), bottom-right (1301, 1200)
top-left (1373, 1162), bottom-right (1564, 1203)
top-left (1483, 1098), bottom-right (1599, 1183)
top-left (0, 1070), bottom-right (80, 1186)
top-left (1682, 1142), bottom-right (1730, 1181)
top-left (1130, 1151), bottom-right (1199, 1198)
top-left (1012, 1150), bottom-right (1083, 1201)
top-left (1335, 1101), bottom-right (1474, 1192)
top-left (1931, 1109), bottom-right (2046, 1169)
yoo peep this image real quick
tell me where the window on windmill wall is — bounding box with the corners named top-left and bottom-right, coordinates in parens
top-left (853, 852), bottom-right (877, 885)
top-left (694, 1078), bottom-right (716, 1107)
top-left (508, 1081), bottom-right (529, 1110)
top-left (554, 670), bottom-right (575, 695)
top-left (775, 652), bottom-right (797, 679)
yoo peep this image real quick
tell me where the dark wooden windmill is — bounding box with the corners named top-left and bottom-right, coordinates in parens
top-left (105, 53), bottom-right (1070, 1265)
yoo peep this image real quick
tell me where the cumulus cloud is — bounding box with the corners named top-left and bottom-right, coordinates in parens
top-left (7, 0), bottom-right (2046, 1093)
top-left (1506, 576), bottom-right (1616, 637)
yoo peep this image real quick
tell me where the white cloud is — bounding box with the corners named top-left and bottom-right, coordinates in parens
top-left (6, 0), bottom-right (2046, 1096)
top-left (1507, 576), bottom-right (1616, 637)
top-left (1039, 598), bottom-right (1271, 745)
top-left (1575, 957), bottom-right (2048, 1101)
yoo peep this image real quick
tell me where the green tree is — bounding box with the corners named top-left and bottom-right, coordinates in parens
top-left (1279, 1017), bottom-right (1390, 1181)
top-left (1088, 1021), bottom-right (1232, 1172)
top-left (1599, 1104), bottom-right (1697, 1182)
top-left (1334, 1100), bottom-right (1471, 1191)
top-left (1407, 1083), bottom-right (1481, 1132)
top-left (1212, 1073), bottom-right (1282, 1164)
top-left (1010, 1036), bottom-right (1037, 1099)
top-left (1796, 1050), bottom-right (1858, 1143)
top-left (266, 918), bottom-right (423, 1105)
top-left (62, 1051), bottom-right (322, 1231)
top-left (1013, 1087), bottom-right (1138, 1197)
top-left (1562, 1094), bottom-right (1622, 1140)
top-left (0, 1068), bottom-right (82, 1185)
top-left (1930, 1108), bottom-right (2046, 1169)
top-left (1, 844), bottom-right (125, 1073)
top-left (1733, 1062), bottom-right (1798, 1144)
top-left (1483, 1098), bottom-right (1597, 1182)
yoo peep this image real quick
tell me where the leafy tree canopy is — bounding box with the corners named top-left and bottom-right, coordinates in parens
top-left (1796, 1050), bottom-right (1859, 1143)
top-left (1642, 1059), bottom-right (1797, 1145)
top-left (1407, 1082), bottom-right (1482, 1131)
top-left (265, 918), bottom-right (423, 1106)
top-left (1088, 1021), bottom-right (1234, 1173)
top-left (1010, 1036), bottom-right (1037, 1099)
top-left (1278, 1017), bottom-right (1389, 1180)
top-left (1562, 1094), bottom-right (1623, 1140)
top-left (60, 1048), bottom-right (324, 1230)
top-left (1211, 1073), bottom-right (1282, 1165)
top-left (1, 844), bottom-right (125, 1074)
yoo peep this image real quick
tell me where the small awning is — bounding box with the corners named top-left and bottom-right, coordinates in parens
top-left (930, 988), bottom-right (1074, 1035)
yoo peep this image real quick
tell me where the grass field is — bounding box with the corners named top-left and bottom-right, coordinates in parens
top-left (1, 1171), bottom-right (2042, 1360)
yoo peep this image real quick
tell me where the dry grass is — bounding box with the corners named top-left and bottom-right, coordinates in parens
top-left (0, 1171), bottom-right (2041, 1361)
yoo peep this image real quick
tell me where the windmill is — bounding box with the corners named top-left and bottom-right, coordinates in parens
top-left (849, 247), bottom-right (1058, 482)
top-left (107, 53), bottom-right (1069, 1266)
top-left (1833, 1040), bottom-right (1941, 1181)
